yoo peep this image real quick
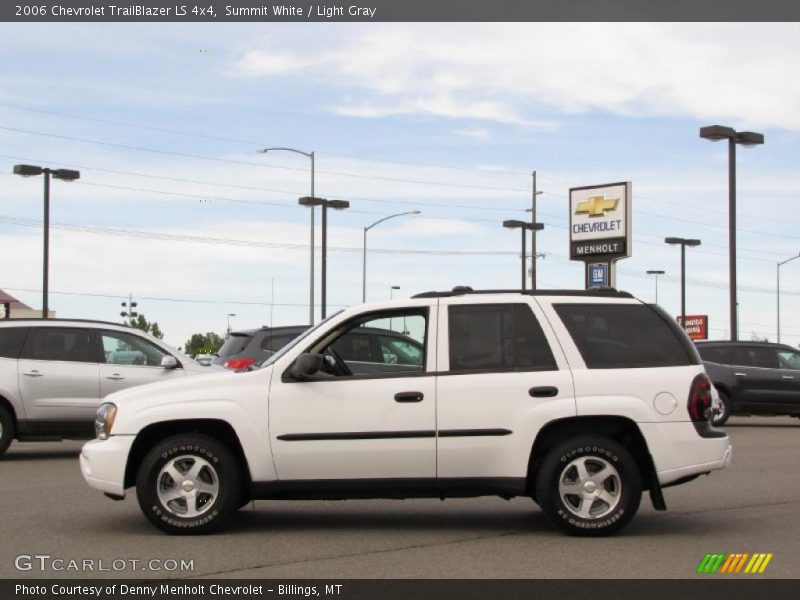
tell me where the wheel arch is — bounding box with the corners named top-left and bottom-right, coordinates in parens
top-left (0, 393), bottom-right (18, 434)
top-left (124, 419), bottom-right (252, 501)
top-left (526, 415), bottom-right (664, 508)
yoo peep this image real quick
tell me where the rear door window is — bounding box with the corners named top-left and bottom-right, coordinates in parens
top-left (217, 333), bottom-right (252, 357)
top-left (0, 327), bottom-right (30, 359)
top-left (21, 328), bottom-right (98, 363)
top-left (697, 345), bottom-right (734, 365)
top-left (554, 304), bottom-right (694, 369)
top-left (733, 347), bottom-right (778, 369)
top-left (448, 303), bottom-right (556, 373)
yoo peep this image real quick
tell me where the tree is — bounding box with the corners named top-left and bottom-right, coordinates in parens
top-left (129, 314), bottom-right (165, 339)
top-left (184, 332), bottom-right (225, 356)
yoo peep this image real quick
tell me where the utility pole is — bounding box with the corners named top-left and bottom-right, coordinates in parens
top-left (120, 294), bottom-right (138, 326)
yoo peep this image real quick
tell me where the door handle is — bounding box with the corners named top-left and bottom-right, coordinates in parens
top-left (734, 372), bottom-right (748, 377)
top-left (106, 374), bottom-right (125, 381)
top-left (782, 375), bottom-right (795, 380)
top-left (529, 386), bottom-right (558, 398)
top-left (394, 391), bottom-right (424, 403)
top-left (22, 370), bottom-right (43, 377)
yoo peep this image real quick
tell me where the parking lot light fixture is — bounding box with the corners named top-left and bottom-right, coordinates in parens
top-left (646, 270), bottom-right (666, 303)
top-left (260, 147), bottom-right (315, 325)
top-left (665, 238), bottom-right (701, 327)
top-left (700, 125), bottom-right (764, 340)
top-left (298, 197), bottom-right (350, 319)
top-left (503, 220), bottom-right (544, 290)
top-left (362, 211), bottom-right (420, 302)
top-left (13, 163), bottom-right (81, 318)
top-left (777, 251), bottom-right (800, 343)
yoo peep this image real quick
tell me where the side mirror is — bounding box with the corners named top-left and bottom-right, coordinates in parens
top-left (288, 353), bottom-right (323, 381)
top-left (161, 355), bottom-right (179, 369)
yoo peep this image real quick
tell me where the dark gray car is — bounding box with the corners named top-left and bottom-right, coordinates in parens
top-left (214, 324), bottom-right (426, 373)
top-left (695, 340), bottom-right (800, 425)
top-left (213, 326), bottom-right (309, 371)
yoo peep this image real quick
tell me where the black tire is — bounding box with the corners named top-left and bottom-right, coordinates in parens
top-left (136, 434), bottom-right (241, 535)
top-left (535, 435), bottom-right (641, 537)
top-left (711, 389), bottom-right (732, 427)
top-left (0, 404), bottom-right (15, 458)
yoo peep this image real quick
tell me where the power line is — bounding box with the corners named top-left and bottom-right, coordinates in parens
top-left (0, 286), bottom-right (350, 308)
top-left (0, 153), bottom-right (531, 215)
top-left (3, 102), bottom-right (798, 229)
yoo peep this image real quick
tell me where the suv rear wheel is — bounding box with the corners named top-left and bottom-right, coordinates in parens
top-left (0, 405), bottom-right (14, 457)
top-left (535, 435), bottom-right (641, 536)
top-left (711, 389), bottom-right (732, 427)
top-left (136, 434), bottom-right (241, 534)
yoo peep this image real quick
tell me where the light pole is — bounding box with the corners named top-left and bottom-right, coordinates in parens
top-left (777, 252), bottom-right (800, 343)
top-left (257, 147), bottom-right (314, 325)
top-left (227, 313), bottom-right (236, 335)
top-left (363, 210), bottom-right (420, 302)
top-left (700, 125), bottom-right (764, 340)
top-left (299, 196), bottom-right (349, 319)
top-left (390, 285), bottom-right (400, 299)
top-left (503, 220), bottom-right (544, 290)
top-left (646, 269), bottom-right (666, 303)
top-left (13, 164), bottom-right (80, 318)
top-left (665, 238), bottom-right (701, 328)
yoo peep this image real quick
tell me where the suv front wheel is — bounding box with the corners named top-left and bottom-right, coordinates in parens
top-left (136, 434), bottom-right (241, 535)
top-left (535, 435), bottom-right (641, 536)
top-left (0, 405), bottom-right (14, 457)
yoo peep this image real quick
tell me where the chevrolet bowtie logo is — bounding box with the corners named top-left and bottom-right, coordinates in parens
top-left (575, 195), bottom-right (620, 218)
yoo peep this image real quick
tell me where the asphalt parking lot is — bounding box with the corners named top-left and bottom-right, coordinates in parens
top-left (1, 416), bottom-right (798, 580)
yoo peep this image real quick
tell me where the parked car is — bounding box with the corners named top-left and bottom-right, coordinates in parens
top-left (193, 354), bottom-right (215, 366)
top-left (695, 340), bottom-right (800, 426)
top-left (81, 288), bottom-right (730, 536)
top-left (0, 319), bottom-right (218, 457)
top-left (213, 325), bottom-right (308, 371)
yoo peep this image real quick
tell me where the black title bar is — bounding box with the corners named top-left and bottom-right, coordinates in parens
top-left (4, 0), bottom-right (800, 22)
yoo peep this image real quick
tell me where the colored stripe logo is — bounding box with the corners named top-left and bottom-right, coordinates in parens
top-left (697, 553), bottom-right (773, 574)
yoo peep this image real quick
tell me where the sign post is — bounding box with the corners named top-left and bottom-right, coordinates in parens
top-left (570, 182), bottom-right (632, 289)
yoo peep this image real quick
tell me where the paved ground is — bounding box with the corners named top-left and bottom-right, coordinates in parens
top-left (1, 416), bottom-right (798, 579)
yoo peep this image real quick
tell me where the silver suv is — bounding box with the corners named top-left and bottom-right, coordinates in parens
top-left (0, 319), bottom-right (213, 457)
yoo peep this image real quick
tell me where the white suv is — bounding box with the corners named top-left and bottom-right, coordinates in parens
top-left (0, 319), bottom-right (213, 456)
top-left (80, 288), bottom-right (731, 536)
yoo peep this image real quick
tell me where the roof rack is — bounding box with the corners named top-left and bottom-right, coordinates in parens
top-left (0, 317), bottom-right (137, 327)
top-left (411, 286), bottom-right (634, 299)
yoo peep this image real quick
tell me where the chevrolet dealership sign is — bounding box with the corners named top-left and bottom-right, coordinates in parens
top-left (569, 182), bottom-right (632, 260)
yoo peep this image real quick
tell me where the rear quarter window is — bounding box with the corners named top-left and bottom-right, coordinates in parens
top-left (554, 303), bottom-right (696, 369)
top-left (0, 327), bottom-right (30, 359)
top-left (217, 334), bottom-right (252, 357)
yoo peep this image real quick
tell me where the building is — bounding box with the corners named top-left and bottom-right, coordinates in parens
top-left (0, 289), bottom-right (55, 319)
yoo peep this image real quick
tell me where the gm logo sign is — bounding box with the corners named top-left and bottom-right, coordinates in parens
top-left (588, 263), bottom-right (608, 288)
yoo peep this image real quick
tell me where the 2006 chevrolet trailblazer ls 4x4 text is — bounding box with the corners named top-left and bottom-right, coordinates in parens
top-left (80, 288), bottom-right (731, 536)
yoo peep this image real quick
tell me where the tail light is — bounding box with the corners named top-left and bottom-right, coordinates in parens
top-left (223, 358), bottom-right (255, 372)
top-left (687, 373), bottom-right (713, 421)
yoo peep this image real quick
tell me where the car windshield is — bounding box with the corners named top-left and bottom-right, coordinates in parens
top-left (260, 310), bottom-right (344, 368)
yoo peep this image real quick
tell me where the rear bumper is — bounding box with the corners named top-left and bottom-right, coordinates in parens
top-left (639, 421), bottom-right (732, 486)
top-left (79, 435), bottom-right (135, 498)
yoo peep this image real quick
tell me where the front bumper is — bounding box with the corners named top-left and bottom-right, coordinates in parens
top-left (79, 435), bottom-right (135, 498)
top-left (639, 421), bottom-right (732, 486)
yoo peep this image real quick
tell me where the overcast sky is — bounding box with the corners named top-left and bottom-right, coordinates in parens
top-left (1, 23), bottom-right (799, 349)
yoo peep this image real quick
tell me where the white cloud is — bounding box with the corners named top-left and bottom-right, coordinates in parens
top-left (232, 23), bottom-right (800, 131)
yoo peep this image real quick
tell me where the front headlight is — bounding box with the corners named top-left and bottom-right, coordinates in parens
top-left (95, 403), bottom-right (117, 440)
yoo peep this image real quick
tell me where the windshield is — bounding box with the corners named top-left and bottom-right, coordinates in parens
top-left (260, 310), bottom-right (344, 368)
top-left (217, 333), bottom-right (252, 357)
